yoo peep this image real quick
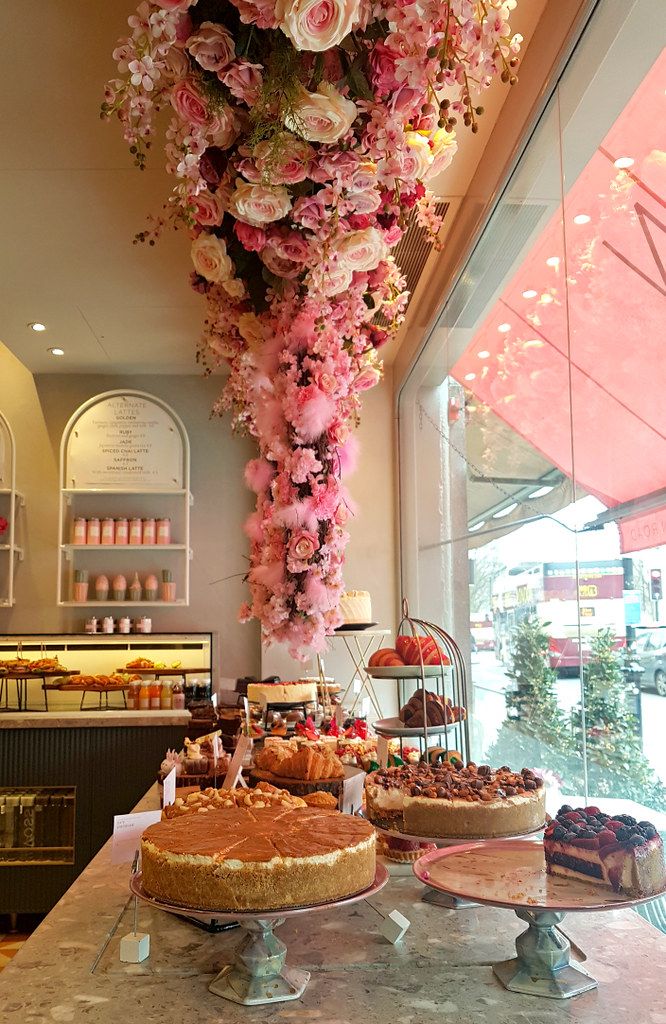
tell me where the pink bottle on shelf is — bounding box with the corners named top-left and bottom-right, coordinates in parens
top-left (142, 518), bottom-right (156, 545)
top-left (86, 517), bottom-right (101, 544)
top-left (156, 518), bottom-right (171, 545)
top-left (115, 518), bottom-right (129, 545)
top-left (101, 518), bottom-right (115, 545)
top-left (129, 518), bottom-right (142, 545)
top-left (72, 518), bottom-right (87, 545)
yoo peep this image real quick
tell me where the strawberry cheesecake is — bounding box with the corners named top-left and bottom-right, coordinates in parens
top-left (544, 805), bottom-right (666, 898)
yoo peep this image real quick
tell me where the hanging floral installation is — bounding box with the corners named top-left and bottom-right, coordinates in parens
top-left (104, 0), bottom-right (521, 658)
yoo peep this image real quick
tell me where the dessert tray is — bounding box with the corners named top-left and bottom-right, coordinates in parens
top-left (413, 840), bottom-right (666, 1000)
top-left (335, 621), bottom-right (377, 631)
top-left (130, 864), bottom-right (389, 1006)
top-left (366, 664), bottom-right (449, 679)
top-left (372, 715), bottom-right (456, 738)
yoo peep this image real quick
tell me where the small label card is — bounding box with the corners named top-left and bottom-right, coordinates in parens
top-left (376, 736), bottom-right (389, 768)
top-left (112, 810), bottom-right (161, 865)
top-left (211, 691), bottom-right (218, 709)
top-left (162, 767), bottom-right (176, 809)
top-left (334, 704), bottom-right (344, 727)
top-left (222, 734), bottom-right (252, 790)
top-left (341, 767), bottom-right (366, 815)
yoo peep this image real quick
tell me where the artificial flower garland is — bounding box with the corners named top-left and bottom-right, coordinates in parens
top-left (104, 0), bottom-right (521, 658)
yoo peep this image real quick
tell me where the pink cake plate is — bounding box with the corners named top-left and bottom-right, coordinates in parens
top-left (413, 839), bottom-right (666, 1000)
top-left (130, 864), bottom-right (389, 1006)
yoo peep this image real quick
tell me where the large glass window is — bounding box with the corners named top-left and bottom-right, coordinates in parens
top-left (399, 0), bottom-right (666, 816)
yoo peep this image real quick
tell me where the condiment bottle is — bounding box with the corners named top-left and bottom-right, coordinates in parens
top-left (127, 680), bottom-right (141, 710)
top-left (156, 517), bottom-right (171, 545)
top-left (72, 517), bottom-right (87, 544)
top-left (144, 573), bottom-right (159, 601)
top-left (115, 517), bottom-right (129, 545)
top-left (129, 518), bottom-right (142, 545)
top-left (129, 572), bottom-right (142, 602)
top-left (73, 569), bottom-right (89, 602)
top-left (118, 616), bottom-right (131, 634)
top-left (138, 681), bottom-right (151, 710)
top-left (172, 680), bottom-right (185, 710)
top-left (161, 569), bottom-right (176, 602)
top-left (94, 574), bottom-right (109, 601)
top-left (160, 680), bottom-right (173, 710)
top-left (101, 518), bottom-right (115, 545)
top-left (112, 574), bottom-right (127, 601)
top-left (149, 680), bottom-right (161, 710)
top-left (86, 517), bottom-right (101, 544)
top-left (142, 518), bottom-right (156, 545)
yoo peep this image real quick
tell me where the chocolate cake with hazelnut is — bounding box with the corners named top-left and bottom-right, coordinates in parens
top-left (544, 805), bottom-right (666, 897)
top-left (141, 804), bottom-right (376, 911)
top-left (365, 762), bottom-right (546, 838)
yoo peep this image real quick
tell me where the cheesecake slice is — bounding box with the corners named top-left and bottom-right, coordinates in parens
top-left (544, 805), bottom-right (666, 898)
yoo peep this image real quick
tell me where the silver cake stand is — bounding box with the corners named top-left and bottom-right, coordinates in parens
top-left (364, 813), bottom-right (546, 909)
top-left (130, 865), bottom-right (389, 1006)
top-left (414, 840), bottom-right (666, 1000)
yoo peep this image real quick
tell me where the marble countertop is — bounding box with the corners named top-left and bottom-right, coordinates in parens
top-left (0, 710), bottom-right (191, 729)
top-left (1, 786), bottom-right (665, 1023)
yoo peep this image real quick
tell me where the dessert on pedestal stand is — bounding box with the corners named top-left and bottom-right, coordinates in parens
top-left (413, 839), bottom-right (666, 999)
top-left (130, 865), bottom-right (389, 1006)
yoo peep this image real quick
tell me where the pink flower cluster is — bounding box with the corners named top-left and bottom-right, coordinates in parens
top-left (104, 0), bottom-right (520, 657)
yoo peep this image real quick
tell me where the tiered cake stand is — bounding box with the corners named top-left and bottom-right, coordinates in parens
top-left (413, 839), bottom-right (666, 999)
top-left (130, 865), bottom-right (389, 1006)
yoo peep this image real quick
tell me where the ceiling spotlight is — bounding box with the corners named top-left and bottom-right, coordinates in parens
top-left (528, 485), bottom-right (554, 499)
top-left (492, 502), bottom-right (518, 519)
top-left (469, 521), bottom-right (486, 532)
top-left (573, 214), bottom-right (591, 225)
top-left (29, 322), bottom-right (46, 332)
top-left (464, 372), bottom-right (476, 381)
top-left (498, 322), bottom-right (511, 333)
top-left (48, 347), bottom-right (64, 357)
top-left (614, 156), bottom-right (634, 169)
top-left (546, 256), bottom-right (560, 267)
top-left (477, 350), bottom-right (490, 359)
top-left (522, 289), bottom-right (537, 299)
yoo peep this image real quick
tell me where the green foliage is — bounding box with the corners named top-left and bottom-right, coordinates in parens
top-left (504, 615), bottom-right (570, 748)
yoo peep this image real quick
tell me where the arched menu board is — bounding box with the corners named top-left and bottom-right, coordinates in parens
top-left (0, 411), bottom-right (13, 490)
top-left (62, 391), bottom-right (187, 491)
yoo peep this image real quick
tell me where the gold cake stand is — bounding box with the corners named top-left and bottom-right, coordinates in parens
top-left (130, 865), bottom-right (389, 1006)
top-left (413, 840), bottom-right (666, 999)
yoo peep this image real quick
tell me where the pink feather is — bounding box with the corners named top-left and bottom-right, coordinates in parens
top-left (293, 388), bottom-right (336, 442)
top-left (244, 458), bottom-right (275, 494)
top-left (243, 511), bottom-right (264, 544)
top-left (337, 435), bottom-right (359, 476)
top-left (273, 499), bottom-right (318, 533)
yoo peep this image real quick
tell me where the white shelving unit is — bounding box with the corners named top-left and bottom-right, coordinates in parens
top-left (0, 412), bottom-right (25, 607)
top-left (57, 390), bottom-right (192, 608)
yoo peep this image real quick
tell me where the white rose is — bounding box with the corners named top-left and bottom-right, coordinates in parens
top-left (320, 263), bottom-right (353, 297)
top-left (229, 182), bottom-right (292, 226)
top-left (428, 127), bottom-right (458, 178)
top-left (285, 83), bottom-right (357, 144)
top-left (401, 131), bottom-right (433, 181)
top-left (276, 0), bottom-right (360, 52)
top-left (335, 227), bottom-right (388, 273)
top-left (346, 189), bottom-right (381, 215)
top-left (191, 234), bottom-right (233, 282)
top-left (223, 278), bottom-right (246, 298)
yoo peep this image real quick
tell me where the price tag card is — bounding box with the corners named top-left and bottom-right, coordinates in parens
top-left (162, 767), bottom-right (176, 809)
top-left (341, 767), bottom-right (366, 815)
top-left (376, 736), bottom-right (389, 768)
top-left (222, 735), bottom-right (252, 790)
top-left (111, 810), bottom-right (161, 865)
top-left (211, 691), bottom-right (218, 709)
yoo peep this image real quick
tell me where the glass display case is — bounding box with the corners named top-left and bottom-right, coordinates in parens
top-left (0, 787), bottom-right (75, 865)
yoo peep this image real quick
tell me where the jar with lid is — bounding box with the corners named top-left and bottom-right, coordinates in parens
top-left (127, 680), bottom-right (141, 710)
top-left (72, 517), bottom-right (87, 544)
top-left (172, 680), bottom-right (185, 710)
top-left (161, 569), bottom-right (176, 602)
top-left (149, 680), bottom-right (161, 710)
top-left (101, 518), bottom-right (115, 545)
top-left (73, 569), bottom-right (89, 603)
top-left (156, 518), bottom-right (171, 545)
top-left (138, 681), bottom-right (150, 710)
top-left (142, 518), bottom-right (156, 545)
top-left (160, 680), bottom-right (173, 710)
top-left (86, 517), bottom-right (101, 544)
top-left (115, 517), bottom-right (129, 545)
top-left (129, 518), bottom-right (142, 545)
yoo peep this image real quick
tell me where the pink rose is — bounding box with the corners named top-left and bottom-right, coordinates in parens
top-left (292, 193), bottom-right (327, 231)
top-left (220, 61), bottom-right (263, 106)
top-left (288, 529), bottom-right (319, 563)
top-left (187, 22), bottom-right (235, 73)
top-left (346, 190), bottom-right (381, 215)
top-left (354, 364), bottom-right (381, 391)
top-left (317, 372), bottom-right (337, 394)
top-left (174, 14), bottom-right (193, 46)
top-left (334, 502), bottom-right (349, 526)
top-left (228, 0), bottom-right (279, 29)
top-left (276, 0), bottom-right (360, 51)
top-left (268, 229), bottom-right (310, 263)
top-left (261, 247), bottom-right (302, 279)
top-left (191, 189), bottom-right (224, 227)
top-left (254, 137), bottom-right (315, 185)
top-left (234, 221), bottom-right (267, 252)
top-left (285, 83), bottom-right (357, 144)
top-left (328, 420), bottom-right (350, 446)
top-left (369, 40), bottom-right (400, 93)
top-left (335, 227), bottom-right (387, 272)
top-left (209, 107), bottom-right (240, 149)
top-left (159, 0), bottom-right (196, 11)
top-left (171, 79), bottom-right (208, 127)
top-left (229, 182), bottom-right (292, 226)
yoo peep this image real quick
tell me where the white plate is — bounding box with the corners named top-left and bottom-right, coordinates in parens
top-left (366, 664), bottom-right (450, 679)
top-left (373, 716), bottom-right (458, 738)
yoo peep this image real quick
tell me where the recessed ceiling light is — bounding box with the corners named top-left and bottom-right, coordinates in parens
top-left (573, 214), bottom-right (591, 225)
top-left (464, 372), bottom-right (476, 381)
top-left (48, 347), bottom-right (64, 357)
top-left (614, 156), bottom-right (634, 169)
top-left (29, 322), bottom-right (46, 332)
top-left (529, 485), bottom-right (554, 499)
top-left (492, 502), bottom-right (518, 519)
top-left (469, 521), bottom-right (486, 532)
top-left (477, 350), bottom-right (490, 359)
top-left (541, 294), bottom-right (554, 304)
top-left (546, 256), bottom-right (560, 267)
top-left (498, 322), bottom-right (511, 333)
top-left (522, 289), bottom-right (537, 299)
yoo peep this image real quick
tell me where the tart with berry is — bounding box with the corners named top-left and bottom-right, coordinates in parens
top-left (544, 805), bottom-right (666, 898)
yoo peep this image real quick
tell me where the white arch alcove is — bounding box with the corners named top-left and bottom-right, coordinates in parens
top-left (57, 391), bottom-right (192, 609)
top-left (0, 410), bottom-right (24, 607)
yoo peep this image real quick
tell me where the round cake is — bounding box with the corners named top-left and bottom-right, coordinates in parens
top-left (338, 590), bottom-right (372, 625)
top-left (247, 680), bottom-right (317, 705)
top-left (141, 805), bottom-right (376, 911)
top-left (365, 763), bottom-right (546, 839)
